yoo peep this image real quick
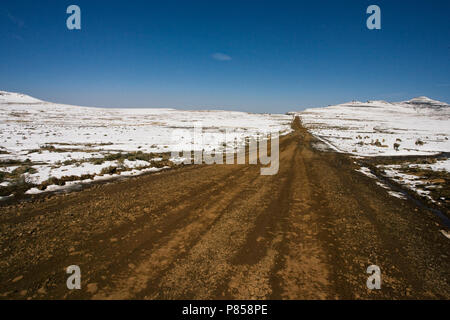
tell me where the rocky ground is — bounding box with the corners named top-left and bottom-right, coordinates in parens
top-left (0, 119), bottom-right (449, 299)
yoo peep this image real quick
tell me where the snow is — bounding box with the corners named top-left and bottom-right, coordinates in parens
top-left (441, 230), bottom-right (450, 240)
top-left (308, 97), bottom-right (450, 203)
top-left (0, 194), bottom-right (14, 201)
top-left (356, 166), bottom-right (377, 179)
top-left (410, 158), bottom-right (450, 172)
top-left (0, 91), bottom-right (292, 194)
top-left (378, 165), bottom-right (435, 201)
top-left (356, 166), bottom-right (408, 200)
top-left (0, 166), bottom-right (19, 173)
top-left (0, 91), bottom-right (43, 104)
top-left (0, 92), bottom-right (291, 158)
top-left (387, 190), bottom-right (407, 200)
top-left (24, 161), bottom-right (119, 184)
top-left (298, 97), bottom-right (450, 157)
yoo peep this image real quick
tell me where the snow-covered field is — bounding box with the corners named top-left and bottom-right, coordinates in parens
top-left (0, 91), bottom-right (291, 196)
top-left (298, 97), bottom-right (450, 207)
top-left (298, 97), bottom-right (450, 157)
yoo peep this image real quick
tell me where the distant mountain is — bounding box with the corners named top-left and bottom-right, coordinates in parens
top-left (329, 96), bottom-right (449, 112)
top-left (0, 91), bottom-right (43, 104)
top-left (401, 96), bottom-right (449, 109)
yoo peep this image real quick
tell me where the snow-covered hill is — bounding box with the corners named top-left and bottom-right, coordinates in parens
top-left (0, 91), bottom-right (291, 196)
top-left (298, 97), bottom-right (450, 157)
top-left (298, 97), bottom-right (450, 205)
top-left (402, 96), bottom-right (450, 110)
top-left (0, 91), bottom-right (43, 104)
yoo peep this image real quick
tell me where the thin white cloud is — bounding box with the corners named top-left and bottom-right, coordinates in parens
top-left (6, 11), bottom-right (24, 28)
top-left (211, 53), bottom-right (232, 61)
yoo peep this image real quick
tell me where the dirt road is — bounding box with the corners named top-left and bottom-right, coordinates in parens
top-left (1, 120), bottom-right (449, 299)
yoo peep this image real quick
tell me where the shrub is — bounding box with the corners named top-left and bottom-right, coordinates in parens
top-left (373, 139), bottom-right (382, 147)
top-left (39, 177), bottom-right (65, 190)
top-left (0, 175), bottom-right (35, 196)
top-left (91, 158), bottom-right (104, 165)
top-left (150, 159), bottom-right (173, 168)
top-left (12, 165), bottom-right (37, 176)
top-left (100, 166), bottom-right (118, 175)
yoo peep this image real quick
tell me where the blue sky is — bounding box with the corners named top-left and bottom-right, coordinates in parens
top-left (1, 0), bottom-right (449, 113)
